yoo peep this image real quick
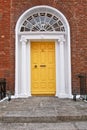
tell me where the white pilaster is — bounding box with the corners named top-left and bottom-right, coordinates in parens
top-left (20, 37), bottom-right (28, 97)
top-left (58, 36), bottom-right (66, 98)
top-left (27, 40), bottom-right (31, 96)
top-left (55, 40), bottom-right (59, 97)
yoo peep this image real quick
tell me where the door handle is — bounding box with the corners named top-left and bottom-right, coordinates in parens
top-left (34, 65), bottom-right (37, 68)
top-left (40, 65), bottom-right (46, 67)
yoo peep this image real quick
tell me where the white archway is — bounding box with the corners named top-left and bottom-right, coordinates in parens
top-left (15, 6), bottom-right (72, 98)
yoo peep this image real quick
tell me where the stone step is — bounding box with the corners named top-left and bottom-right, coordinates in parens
top-left (0, 97), bottom-right (87, 123)
top-left (0, 122), bottom-right (87, 130)
top-left (0, 113), bottom-right (87, 123)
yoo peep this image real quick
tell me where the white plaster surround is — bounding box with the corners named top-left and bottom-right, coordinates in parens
top-left (15, 6), bottom-right (72, 98)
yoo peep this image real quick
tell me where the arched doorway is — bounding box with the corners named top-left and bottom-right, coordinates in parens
top-left (15, 6), bottom-right (72, 98)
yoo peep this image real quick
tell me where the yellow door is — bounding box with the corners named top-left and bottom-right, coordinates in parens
top-left (31, 41), bottom-right (56, 95)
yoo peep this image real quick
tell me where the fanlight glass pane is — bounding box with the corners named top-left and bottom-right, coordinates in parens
top-left (20, 12), bottom-right (65, 32)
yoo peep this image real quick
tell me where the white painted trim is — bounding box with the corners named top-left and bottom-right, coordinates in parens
top-left (55, 40), bottom-right (59, 97)
top-left (58, 38), bottom-right (66, 97)
top-left (28, 40), bottom-right (31, 96)
top-left (20, 33), bottom-right (65, 40)
top-left (19, 32), bottom-right (66, 35)
top-left (20, 37), bottom-right (27, 96)
top-left (15, 5), bottom-right (72, 98)
top-left (15, 34), bottom-right (71, 98)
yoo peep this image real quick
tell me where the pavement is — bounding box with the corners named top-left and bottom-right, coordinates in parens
top-left (0, 96), bottom-right (87, 130)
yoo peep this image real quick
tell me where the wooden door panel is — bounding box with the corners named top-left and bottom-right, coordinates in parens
top-left (31, 41), bottom-right (56, 95)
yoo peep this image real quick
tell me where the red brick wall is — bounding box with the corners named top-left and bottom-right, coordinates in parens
top-left (0, 0), bottom-right (15, 93)
top-left (0, 0), bottom-right (87, 94)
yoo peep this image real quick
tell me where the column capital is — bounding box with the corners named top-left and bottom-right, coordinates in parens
top-left (20, 36), bottom-right (27, 43)
top-left (58, 36), bottom-right (65, 43)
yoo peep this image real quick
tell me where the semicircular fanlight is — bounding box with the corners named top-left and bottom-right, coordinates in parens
top-left (20, 12), bottom-right (65, 32)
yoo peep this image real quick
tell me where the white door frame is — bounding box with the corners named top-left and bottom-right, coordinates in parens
top-left (15, 32), bottom-right (72, 98)
top-left (15, 6), bottom-right (72, 98)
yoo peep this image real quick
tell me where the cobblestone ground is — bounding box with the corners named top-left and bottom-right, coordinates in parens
top-left (0, 97), bottom-right (87, 130)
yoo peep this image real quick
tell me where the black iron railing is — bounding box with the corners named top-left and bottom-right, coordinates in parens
top-left (73, 73), bottom-right (87, 101)
top-left (0, 78), bottom-right (6, 100)
top-left (78, 73), bottom-right (87, 96)
top-left (78, 73), bottom-right (87, 100)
